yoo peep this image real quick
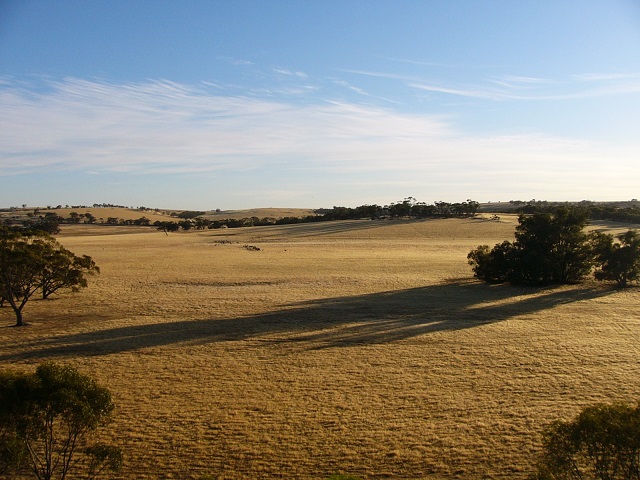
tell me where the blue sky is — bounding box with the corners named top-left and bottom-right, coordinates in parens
top-left (1, 1), bottom-right (640, 210)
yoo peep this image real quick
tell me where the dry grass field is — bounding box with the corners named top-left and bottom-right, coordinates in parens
top-left (203, 207), bottom-right (318, 220)
top-left (15, 206), bottom-right (317, 223)
top-left (1, 215), bottom-right (639, 479)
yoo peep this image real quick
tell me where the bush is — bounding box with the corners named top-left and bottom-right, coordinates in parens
top-left (590, 230), bottom-right (640, 288)
top-left (0, 362), bottom-right (121, 480)
top-left (469, 207), bottom-right (593, 285)
top-left (532, 401), bottom-right (640, 479)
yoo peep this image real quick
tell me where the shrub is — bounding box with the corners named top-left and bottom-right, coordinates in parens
top-left (0, 362), bottom-right (121, 480)
top-left (590, 230), bottom-right (640, 288)
top-left (532, 401), bottom-right (640, 479)
top-left (469, 207), bottom-right (593, 285)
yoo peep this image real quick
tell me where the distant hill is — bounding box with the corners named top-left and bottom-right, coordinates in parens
top-left (0, 207), bottom-right (174, 224)
top-left (202, 208), bottom-right (317, 220)
top-left (52, 207), bottom-right (175, 223)
top-left (0, 206), bottom-right (318, 226)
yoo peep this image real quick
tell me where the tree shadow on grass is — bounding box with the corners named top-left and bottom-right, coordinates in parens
top-left (0, 280), bottom-right (615, 360)
top-left (213, 218), bottom-right (406, 241)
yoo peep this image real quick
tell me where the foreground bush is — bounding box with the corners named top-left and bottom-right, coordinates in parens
top-left (532, 401), bottom-right (640, 479)
top-left (0, 362), bottom-right (121, 480)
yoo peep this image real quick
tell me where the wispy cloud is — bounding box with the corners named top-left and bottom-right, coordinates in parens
top-left (412, 72), bottom-right (640, 101)
top-left (0, 78), bottom-right (452, 176)
top-left (410, 82), bottom-right (502, 100)
top-left (500, 75), bottom-right (555, 85)
top-left (0, 77), bottom-right (637, 204)
top-left (330, 78), bottom-right (399, 105)
top-left (332, 79), bottom-right (369, 96)
top-left (217, 56), bottom-right (254, 66)
top-left (488, 75), bottom-right (556, 89)
top-left (346, 67), bottom-right (640, 102)
top-left (377, 56), bottom-right (456, 68)
top-left (573, 72), bottom-right (640, 81)
top-left (342, 69), bottom-right (417, 82)
top-left (273, 67), bottom-right (308, 78)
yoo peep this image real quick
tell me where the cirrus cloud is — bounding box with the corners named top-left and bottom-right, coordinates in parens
top-left (0, 77), bottom-right (638, 206)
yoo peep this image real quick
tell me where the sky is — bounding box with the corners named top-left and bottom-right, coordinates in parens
top-left (1, 1), bottom-right (640, 210)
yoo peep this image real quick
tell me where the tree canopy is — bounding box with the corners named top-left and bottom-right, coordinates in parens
top-left (0, 362), bottom-right (122, 480)
top-left (468, 207), bottom-right (595, 286)
top-left (590, 230), bottom-right (640, 288)
top-left (532, 401), bottom-right (640, 479)
top-left (0, 228), bottom-right (99, 326)
top-left (468, 207), bottom-right (640, 287)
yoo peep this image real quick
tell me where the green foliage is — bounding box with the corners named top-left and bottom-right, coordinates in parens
top-left (590, 230), bottom-right (640, 288)
top-left (514, 207), bottom-right (592, 284)
top-left (175, 210), bottom-right (205, 219)
top-left (0, 228), bottom-right (98, 325)
top-left (532, 401), bottom-right (640, 480)
top-left (0, 426), bottom-right (27, 476)
top-left (467, 241), bottom-right (515, 283)
top-left (469, 207), bottom-right (594, 285)
top-left (321, 198), bottom-right (479, 220)
top-left (84, 444), bottom-right (123, 480)
top-left (32, 213), bottom-right (63, 234)
top-left (0, 362), bottom-right (121, 480)
top-left (0, 229), bottom-right (48, 326)
top-left (38, 237), bottom-right (100, 299)
top-left (488, 201), bottom-right (640, 225)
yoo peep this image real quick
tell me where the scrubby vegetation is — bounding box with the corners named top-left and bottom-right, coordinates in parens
top-left (180, 198), bottom-right (480, 231)
top-left (590, 230), bottom-right (640, 287)
top-left (485, 199), bottom-right (640, 224)
top-left (0, 362), bottom-right (121, 480)
top-left (532, 401), bottom-right (640, 480)
top-left (468, 207), bottom-right (640, 286)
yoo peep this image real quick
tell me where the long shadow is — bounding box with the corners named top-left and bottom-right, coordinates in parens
top-left (211, 219), bottom-right (414, 241)
top-left (1, 280), bottom-right (614, 360)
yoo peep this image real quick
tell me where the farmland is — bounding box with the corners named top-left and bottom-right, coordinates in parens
top-left (1, 214), bottom-right (639, 479)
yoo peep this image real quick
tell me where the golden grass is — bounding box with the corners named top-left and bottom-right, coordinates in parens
top-left (203, 207), bottom-right (318, 220)
top-left (46, 206), bottom-right (317, 222)
top-left (1, 216), bottom-right (639, 479)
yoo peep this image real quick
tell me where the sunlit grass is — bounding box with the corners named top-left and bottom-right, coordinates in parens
top-left (1, 215), bottom-right (638, 479)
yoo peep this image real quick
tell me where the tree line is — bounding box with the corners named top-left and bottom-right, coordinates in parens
top-left (165, 198), bottom-right (480, 231)
top-left (3, 198), bottom-right (481, 234)
top-left (7, 200), bottom-right (640, 235)
top-left (487, 200), bottom-right (640, 224)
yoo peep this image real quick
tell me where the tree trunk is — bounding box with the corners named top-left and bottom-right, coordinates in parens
top-left (14, 308), bottom-right (24, 327)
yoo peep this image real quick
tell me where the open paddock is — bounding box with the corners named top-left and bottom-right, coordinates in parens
top-left (1, 217), bottom-right (639, 479)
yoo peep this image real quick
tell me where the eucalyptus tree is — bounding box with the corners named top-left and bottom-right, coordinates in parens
top-left (0, 228), bottom-right (99, 326)
top-left (468, 207), bottom-right (594, 285)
